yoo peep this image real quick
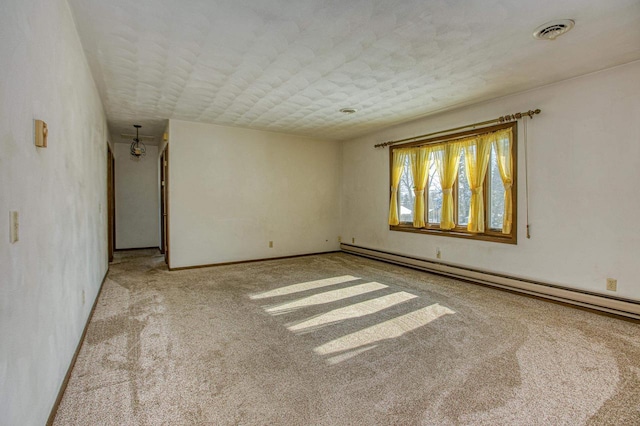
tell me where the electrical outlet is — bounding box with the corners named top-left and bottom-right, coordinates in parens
top-left (436, 247), bottom-right (441, 259)
top-left (269, 241), bottom-right (273, 248)
top-left (606, 278), bottom-right (617, 292)
top-left (82, 289), bottom-right (85, 305)
top-left (352, 237), bottom-right (355, 244)
top-left (338, 236), bottom-right (341, 243)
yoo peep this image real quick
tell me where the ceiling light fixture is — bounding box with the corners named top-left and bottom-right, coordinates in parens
top-left (533, 19), bottom-right (575, 40)
top-left (130, 124), bottom-right (146, 159)
top-left (340, 108), bottom-right (357, 114)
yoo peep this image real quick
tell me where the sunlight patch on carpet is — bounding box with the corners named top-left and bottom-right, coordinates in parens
top-left (265, 282), bottom-right (387, 314)
top-left (287, 291), bottom-right (418, 332)
top-left (253, 274), bottom-right (456, 364)
top-left (314, 303), bottom-right (455, 357)
top-left (250, 275), bottom-right (361, 300)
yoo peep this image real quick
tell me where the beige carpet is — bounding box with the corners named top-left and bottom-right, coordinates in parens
top-left (53, 250), bottom-right (640, 425)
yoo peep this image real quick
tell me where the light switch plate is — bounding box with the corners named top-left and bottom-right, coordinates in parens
top-left (35, 120), bottom-right (48, 147)
top-left (10, 211), bottom-right (19, 243)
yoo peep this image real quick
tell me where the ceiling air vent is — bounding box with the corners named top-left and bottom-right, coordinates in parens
top-left (533, 19), bottom-right (575, 40)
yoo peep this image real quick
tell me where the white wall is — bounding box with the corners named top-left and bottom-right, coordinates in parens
top-left (342, 60), bottom-right (640, 301)
top-left (114, 143), bottom-right (160, 249)
top-left (0, 0), bottom-right (110, 424)
top-left (168, 120), bottom-right (342, 268)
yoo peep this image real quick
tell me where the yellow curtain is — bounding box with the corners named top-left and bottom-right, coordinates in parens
top-left (493, 129), bottom-right (514, 234)
top-left (388, 148), bottom-right (409, 225)
top-left (433, 142), bottom-right (462, 230)
top-left (409, 147), bottom-right (430, 228)
top-left (464, 136), bottom-right (492, 233)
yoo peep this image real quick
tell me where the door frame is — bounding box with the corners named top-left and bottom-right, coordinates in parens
top-left (160, 146), bottom-right (169, 265)
top-left (107, 143), bottom-right (115, 262)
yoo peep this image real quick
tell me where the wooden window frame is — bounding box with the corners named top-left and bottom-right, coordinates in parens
top-left (389, 122), bottom-right (517, 244)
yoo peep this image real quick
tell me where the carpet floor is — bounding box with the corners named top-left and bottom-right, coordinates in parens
top-left (53, 250), bottom-right (640, 425)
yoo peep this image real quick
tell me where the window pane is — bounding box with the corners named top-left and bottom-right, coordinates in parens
top-left (457, 149), bottom-right (471, 226)
top-left (398, 156), bottom-right (414, 223)
top-left (488, 144), bottom-right (505, 230)
top-left (427, 152), bottom-right (442, 224)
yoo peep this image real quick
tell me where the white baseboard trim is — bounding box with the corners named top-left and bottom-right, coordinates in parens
top-left (340, 243), bottom-right (640, 320)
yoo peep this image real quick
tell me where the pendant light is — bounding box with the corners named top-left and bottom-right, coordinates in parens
top-left (130, 124), bottom-right (146, 159)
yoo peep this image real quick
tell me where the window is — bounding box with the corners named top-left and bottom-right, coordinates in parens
top-left (388, 122), bottom-right (516, 244)
top-left (398, 155), bottom-right (414, 223)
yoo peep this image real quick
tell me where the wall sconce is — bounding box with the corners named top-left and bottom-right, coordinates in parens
top-left (35, 120), bottom-right (48, 147)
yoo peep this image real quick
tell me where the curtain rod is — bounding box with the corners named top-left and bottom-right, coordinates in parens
top-left (374, 109), bottom-right (541, 148)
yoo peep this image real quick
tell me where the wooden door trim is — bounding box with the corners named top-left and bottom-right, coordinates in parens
top-left (159, 150), bottom-right (166, 255)
top-left (162, 145), bottom-right (170, 266)
top-left (107, 144), bottom-right (115, 262)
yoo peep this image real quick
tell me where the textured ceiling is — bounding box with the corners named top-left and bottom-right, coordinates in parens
top-left (67, 0), bottom-right (640, 143)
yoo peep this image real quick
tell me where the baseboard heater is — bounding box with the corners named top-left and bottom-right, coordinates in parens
top-left (340, 243), bottom-right (640, 320)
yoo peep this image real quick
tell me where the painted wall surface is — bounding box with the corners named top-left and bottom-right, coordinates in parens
top-left (114, 143), bottom-right (160, 249)
top-left (0, 0), bottom-right (109, 424)
top-left (342, 61), bottom-right (640, 301)
top-left (168, 120), bottom-right (342, 268)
